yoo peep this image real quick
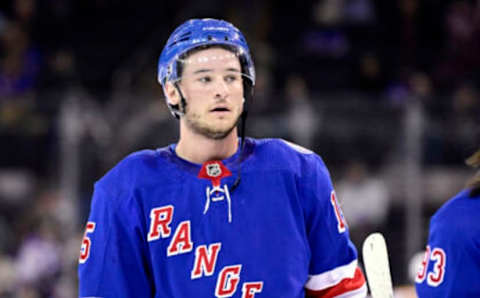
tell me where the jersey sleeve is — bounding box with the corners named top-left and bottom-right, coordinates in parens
top-left (415, 207), bottom-right (480, 297)
top-left (78, 184), bottom-right (153, 298)
top-left (300, 155), bottom-right (366, 297)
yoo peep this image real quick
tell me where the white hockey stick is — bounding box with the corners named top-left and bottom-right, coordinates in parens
top-left (362, 233), bottom-right (394, 298)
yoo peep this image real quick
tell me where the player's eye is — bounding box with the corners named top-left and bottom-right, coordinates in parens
top-left (224, 74), bottom-right (239, 83)
top-left (197, 76), bottom-right (212, 83)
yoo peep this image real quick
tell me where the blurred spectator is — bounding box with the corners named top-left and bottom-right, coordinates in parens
top-left (284, 74), bottom-right (319, 149)
top-left (15, 230), bottom-right (61, 286)
top-left (0, 12), bottom-right (7, 34)
top-left (305, 0), bottom-right (350, 58)
top-left (421, 81), bottom-right (480, 165)
top-left (353, 51), bottom-right (386, 94)
top-left (336, 159), bottom-right (390, 248)
top-left (385, 70), bottom-right (432, 108)
top-left (13, 0), bottom-right (36, 30)
top-left (313, 0), bottom-right (345, 26)
top-left (250, 63), bottom-right (274, 114)
top-left (408, 72), bottom-right (432, 100)
top-left (313, 0), bottom-right (376, 26)
top-left (0, 20), bottom-right (40, 98)
top-left (444, 83), bottom-right (480, 163)
top-left (434, 0), bottom-right (480, 89)
top-left (0, 169), bottom-right (34, 204)
top-left (15, 218), bottom-right (62, 297)
top-left (41, 49), bottom-right (77, 91)
top-left (406, 72), bottom-right (448, 165)
top-left (248, 40), bottom-right (275, 114)
top-left (344, 0), bottom-right (375, 25)
top-left (0, 254), bottom-right (15, 296)
top-left (398, 0), bottom-right (420, 66)
top-left (50, 231), bottom-right (83, 298)
top-left (9, 186), bottom-right (79, 298)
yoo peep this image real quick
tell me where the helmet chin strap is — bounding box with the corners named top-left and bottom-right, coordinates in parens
top-left (230, 87), bottom-right (251, 193)
top-left (239, 97), bottom-right (248, 152)
top-left (173, 82), bottom-right (187, 118)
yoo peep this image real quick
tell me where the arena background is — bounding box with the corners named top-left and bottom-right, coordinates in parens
top-left (0, 0), bottom-right (479, 296)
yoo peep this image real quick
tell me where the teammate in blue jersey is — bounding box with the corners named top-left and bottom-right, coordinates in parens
top-left (415, 149), bottom-right (480, 297)
top-left (78, 18), bottom-right (367, 297)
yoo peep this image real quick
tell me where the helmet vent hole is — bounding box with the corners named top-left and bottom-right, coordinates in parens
top-left (168, 37), bottom-right (191, 48)
top-left (179, 31), bottom-right (191, 38)
top-left (224, 36), bottom-right (229, 41)
top-left (207, 35), bottom-right (212, 40)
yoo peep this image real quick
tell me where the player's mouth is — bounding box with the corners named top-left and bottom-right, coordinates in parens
top-left (209, 106), bottom-right (231, 114)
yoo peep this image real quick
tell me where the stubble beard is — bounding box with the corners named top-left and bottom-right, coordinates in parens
top-left (184, 111), bottom-right (241, 140)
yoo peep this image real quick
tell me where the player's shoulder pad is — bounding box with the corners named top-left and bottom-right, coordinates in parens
top-left (256, 139), bottom-right (334, 201)
top-left (253, 138), bottom-right (325, 174)
top-left (112, 149), bottom-right (160, 173)
top-left (431, 189), bottom-right (480, 229)
top-left (255, 138), bottom-right (314, 155)
top-left (279, 139), bottom-right (314, 155)
top-left (96, 149), bottom-right (164, 191)
top-left (257, 139), bottom-right (316, 159)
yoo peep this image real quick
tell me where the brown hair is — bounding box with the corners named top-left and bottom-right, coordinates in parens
top-left (466, 149), bottom-right (480, 197)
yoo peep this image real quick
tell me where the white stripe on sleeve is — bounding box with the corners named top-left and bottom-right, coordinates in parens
top-left (305, 259), bottom-right (358, 291)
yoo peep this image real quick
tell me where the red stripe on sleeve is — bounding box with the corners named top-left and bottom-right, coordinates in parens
top-left (305, 267), bottom-right (366, 298)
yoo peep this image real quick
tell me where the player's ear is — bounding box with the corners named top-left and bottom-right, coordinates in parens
top-left (164, 82), bottom-right (180, 106)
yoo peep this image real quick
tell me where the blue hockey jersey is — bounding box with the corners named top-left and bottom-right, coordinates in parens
top-left (78, 138), bottom-right (366, 297)
top-left (415, 189), bottom-right (480, 297)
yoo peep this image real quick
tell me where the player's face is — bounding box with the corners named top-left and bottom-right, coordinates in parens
top-left (177, 47), bottom-right (244, 139)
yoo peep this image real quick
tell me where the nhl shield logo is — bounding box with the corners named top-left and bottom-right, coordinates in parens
top-left (198, 160), bottom-right (232, 187)
top-left (206, 163), bottom-right (222, 177)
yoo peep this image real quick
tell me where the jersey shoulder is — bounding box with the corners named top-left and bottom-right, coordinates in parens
top-left (253, 138), bottom-right (314, 155)
top-left (430, 189), bottom-right (480, 235)
top-left (251, 138), bottom-right (331, 181)
top-left (432, 189), bottom-right (480, 222)
top-left (95, 146), bottom-right (178, 195)
top-left (251, 138), bottom-right (322, 169)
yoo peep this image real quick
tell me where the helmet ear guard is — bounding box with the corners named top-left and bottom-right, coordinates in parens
top-left (157, 18), bottom-right (255, 118)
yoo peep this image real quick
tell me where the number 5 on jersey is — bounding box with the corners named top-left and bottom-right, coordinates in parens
top-left (79, 222), bottom-right (96, 264)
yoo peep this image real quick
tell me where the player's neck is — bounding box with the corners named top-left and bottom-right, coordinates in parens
top-left (175, 128), bottom-right (239, 164)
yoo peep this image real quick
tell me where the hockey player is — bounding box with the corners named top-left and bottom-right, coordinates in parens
top-left (78, 18), bottom-right (367, 297)
top-left (415, 149), bottom-right (480, 297)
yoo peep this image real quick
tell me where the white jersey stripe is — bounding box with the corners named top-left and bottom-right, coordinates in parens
top-left (305, 259), bottom-right (358, 291)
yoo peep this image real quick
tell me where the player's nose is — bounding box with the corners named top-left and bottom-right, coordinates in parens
top-left (213, 80), bottom-right (229, 100)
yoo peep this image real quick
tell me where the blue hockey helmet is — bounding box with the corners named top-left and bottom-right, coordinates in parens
top-left (157, 18), bottom-right (255, 117)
